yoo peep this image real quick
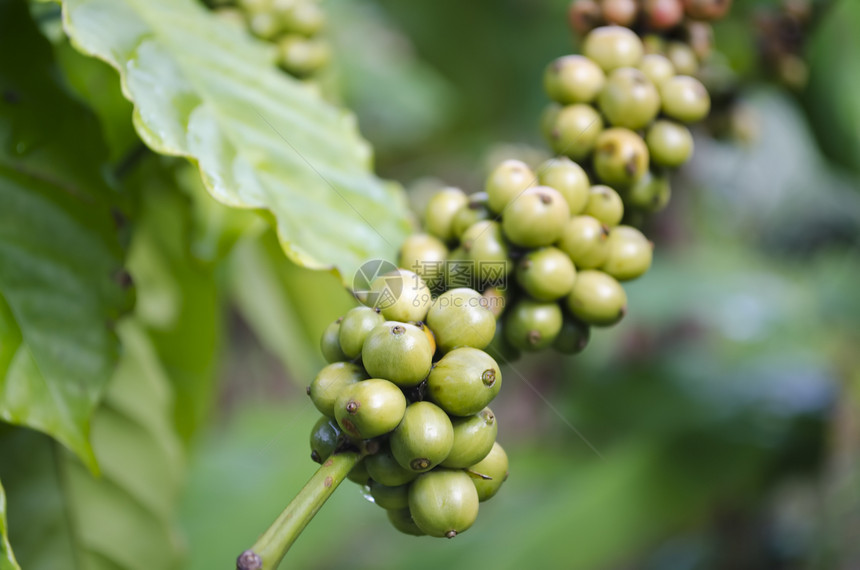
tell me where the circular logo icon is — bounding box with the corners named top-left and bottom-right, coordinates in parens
top-left (353, 259), bottom-right (400, 310)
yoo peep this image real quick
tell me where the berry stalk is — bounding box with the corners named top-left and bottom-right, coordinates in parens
top-left (236, 450), bottom-right (366, 570)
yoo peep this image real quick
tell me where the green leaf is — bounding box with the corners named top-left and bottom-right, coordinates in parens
top-left (61, 0), bottom-right (413, 282)
top-left (0, 0), bottom-right (132, 470)
top-left (0, 319), bottom-right (185, 570)
top-left (0, 480), bottom-right (20, 570)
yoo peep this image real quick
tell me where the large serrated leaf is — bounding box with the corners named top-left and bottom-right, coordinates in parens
top-left (0, 0), bottom-right (132, 471)
top-left (0, 480), bottom-right (20, 570)
top-left (61, 0), bottom-right (413, 282)
top-left (0, 320), bottom-right (185, 570)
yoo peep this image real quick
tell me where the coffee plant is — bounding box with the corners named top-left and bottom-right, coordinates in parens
top-left (2, 0), bottom-right (859, 569)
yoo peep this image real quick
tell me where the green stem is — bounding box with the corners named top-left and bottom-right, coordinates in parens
top-left (236, 451), bottom-right (364, 570)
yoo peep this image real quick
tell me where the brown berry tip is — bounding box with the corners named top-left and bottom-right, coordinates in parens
top-left (346, 400), bottom-right (359, 414)
top-left (236, 550), bottom-right (262, 570)
top-left (391, 325), bottom-right (406, 335)
top-left (538, 192), bottom-right (553, 205)
top-left (311, 450), bottom-right (322, 463)
top-left (481, 369), bottom-right (497, 387)
top-left (445, 530), bottom-right (458, 539)
top-left (306, 385), bottom-right (311, 396)
top-left (527, 330), bottom-right (543, 346)
top-left (411, 458), bottom-right (431, 471)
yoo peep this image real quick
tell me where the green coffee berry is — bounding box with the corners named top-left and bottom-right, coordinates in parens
top-left (368, 269), bottom-right (432, 323)
top-left (557, 215), bottom-right (611, 269)
top-left (540, 103), bottom-right (562, 142)
top-left (387, 508), bottom-right (425, 536)
top-left (485, 159), bottom-right (536, 214)
top-left (637, 53), bottom-right (676, 86)
top-left (461, 221), bottom-right (513, 286)
top-left (362, 322), bottom-right (434, 388)
top-left (398, 234), bottom-right (448, 288)
top-left (426, 288), bottom-right (496, 353)
top-left (547, 104), bottom-right (604, 161)
top-left (369, 480), bottom-right (410, 510)
top-left (277, 36), bottom-right (331, 77)
top-left (646, 120), bottom-right (694, 168)
top-left (428, 347), bottom-right (502, 416)
top-left (248, 10), bottom-right (281, 40)
top-left (553, 315), bottom-right (591, 355)
top-left (593, 127), bottom-right (650, 188)
top-left (366, 446), bottom-right (418, 487)
top-left (441, 408), bottom-right (498, 468)
top-left (660, 75), bottom-right (711, 123)
top-left (598, 67), bottom-right (660, 130)
top-left (501, 186), bottom-right (570, 248)
top-left (544, 54), bottom-right (606, 104)
top-left (537, 157), bottom-right (590, 215)
top-left (516, 247), bottom-right (577, 301)
top-left (484, 323), bottom-right (522, 364)
top-left (504, 299), bottom-right (564, 351)
top-left (582, 26), bottom-right (644, 72)
top-left (310, 416), bottom-right (344, 464)
top-left (334, 379), bottom-right (407, 439)
top-left (425, 187), bottom-right (468, 243)
top-left (338, 306), bottom-right (385, 359)
top-left (665, 41), bottom-right (699, 76)
top-left (452, 192), bottom-right (492, 240)
top-left (278, 2), bottom-right (325, 36)
top-left (308, 362), bottom-right (367, 418)
top-left (625, 170), bottom-right (671, 212)
top-left (347, 459), bottom-right (370, 485)
top-left (320, 318), bottom-right (347, 363)
top-left (566, 270), bottom-right (628, 326)
top-left (467, 441), bottom-right (509, 502)
top-left (408, 469), bottom-right (480, 538)
top-left (601, 226), bottom-right (653, 281)
top-left (584, 185), bottom-right (625, 227)
top-left (391, 402), bottom-right (455, 473)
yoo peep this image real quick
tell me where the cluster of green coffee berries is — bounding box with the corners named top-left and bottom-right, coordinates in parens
top-left (308, 269), bottom-right (508, 538)
top-left (208, 0), bottom-right (329, 77)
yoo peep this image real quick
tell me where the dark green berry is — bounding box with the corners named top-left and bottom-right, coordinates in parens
top-left (553, 315), bottom-right (591, 355)
top-left (369, 480), bottom-right (410, 510)
top-left (547, 104), bottom-right (604, 161)
top-left (398, 234), bottom-right (448, 289)
top-left (583, 185), bottom-right (625, 227)
top-left (544, 55), bottom-right (606, 104)
top-left (646, 120), bottom-right (694, 168)
top-left (557, 215), bottom-right (611, 269)
top-left (501, 186), bottom-right (570, 248)
top-left (537, 157), bottom-right (590, 215)
top-left (387, 508), bottom-right (425, 536)
top-left (516, 247), bottom-right (577, 301)
top-left (366, 446), bottom-right (418, 487)
top-left (320, 318), bottom-right (347, 363)
top-left (391, 402), bottom-right (455, 473)
top-left (598, 67), bottom-right (660, 130)
top-left (660, 75), bottom-right (710, 123)
top-left (428, 347), bottom-right (502, 416)
top-left (467, 442), bottom-right (509, 502)
top-left (347, 459), bottom-right (370, 485)
top-left (308, 362), bottom-right (367, 418)
top-left (485, 160), bottom-right (536, 214)
top-left (637, 53), bottom-right (675, 86)
top-left (361, 322), bottom-right (434, 387)
top-left (441, 408), bottom-right (498, 468)
top-left (338, 306), bottom-right (385, 359)
top-left (408, 469), bottom-right (479, 538)
top-left (425, 187), bottom-right (468, 243)
top-left (601, 226), bottom-right (653, 281)
top-left (593, 127), bottom-right (650, 188)
top-left (566, 270), bottom-right (627, 327)
top-left (309, 416), bottom-right (344, 464)
top-left (334, 379), bottom-right (407, 439)
top-left (582, 26), bottom-right (644, 72)
top-left (625, 171), bottom-right (671, 212)
top-left (461, 221), bottom-right (513, 286)
top-left (504, 299), bottom-right (564, 351)
top-left (426, 288), bottom-right (496, 353)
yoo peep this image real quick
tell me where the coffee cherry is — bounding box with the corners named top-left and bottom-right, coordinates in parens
top-left (625, 171), bottom-right (671, 212)
top-left (366, 446), bottom-right (419, 487)
top-left (566, 270), bottom-right (627, 326)
top-left (386, 508), bottom-right (425, 536)
top-left (334, 379), bottom-right (407, 439)
top-left (452, 192), bottom-right (492, 240)
top-left (637, 53), bottom-right (676, 86)
top-left (642, 0), bottom-right (684, 30)
top-left (277, 36), bottom-right (331, 77)
top-left (425, 187), bottom-right (468, 243)
top-left (504, 299), bottom-right (564, 351)
top-left (553, 315), bottom-right (591, 354)
top-left (461, 221), bottom-right (513, 286)
top-left (682, 0), bottom-right (732, 21)
top-left (501, 186), bottom-right (570, 248)
top-left (398, 234), bottom-right (448, 288)
top-left (247, 10), bottom-right (281, 40)
top-left (646, 120), bottom-right (694, 167)
top-left (601, 0), bottom-right (638, 26)
top-left (308, 362), bottom-right (368, 418)
top-left (481, 286), bottom-right (507, 319)
top-left (484, 323), bottom-right (522, 364)
top-left (598, 68), bottom-right (660, 130)
top-left (369, 480), bottom-right (410, 510)
top-left (582, 26), bottom-right (644, 72)
top-left (660, 75), bottom-right (711, 123)
top-left (278, 1), bottom-right (325, 36)
top-left (362, 322), bottom-right (434, 387)
top-left (368, 269), bottom-right (432, 323)
top-left (537, 157), bottom-right (590, 215)
top-left (467, 442), bottom-right (509, 502)
top-left (547, 104), bottom-right (604, 161)
top-left (347, 459), bottom-right (370, 485)
top-left (593, 127), bottom-right (650, 188)
top-left (338, 306), bottom-right (385, 359)
top-left (568, 0), bottom-right (602, 35)
top-left (409, 469), bottom-right (479, 538)
top-left (442, 408), bottom-right (498, 468)
top-left (320, 318), bottom-right (347, 363)
top-left (485, 160), bottom-right (536, 214)
top-left (426, 288), bottom-right (496, 353)
top-left (544, 55), bottom-right (606, 105)
top-left (601, 226), bottom-right (653, 281)
top-left (310, 416), bottom-right (344, 463)
top-left (584, 184), bottom-right (625, 227)
top-left (540, 103), bottom-right (562, 142)
top-left (516, 247), bottom-right (577, 301)
top-left (557, 215), bottom-right (611, 269)
top-left (428, 347), bottom-right (501, 416)
top-left (415, 321), bottom-right (437, 354)
top-left (665, 41), bottom-right (699, 76)
top-left (391, 402), bottom-right (455, 473)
